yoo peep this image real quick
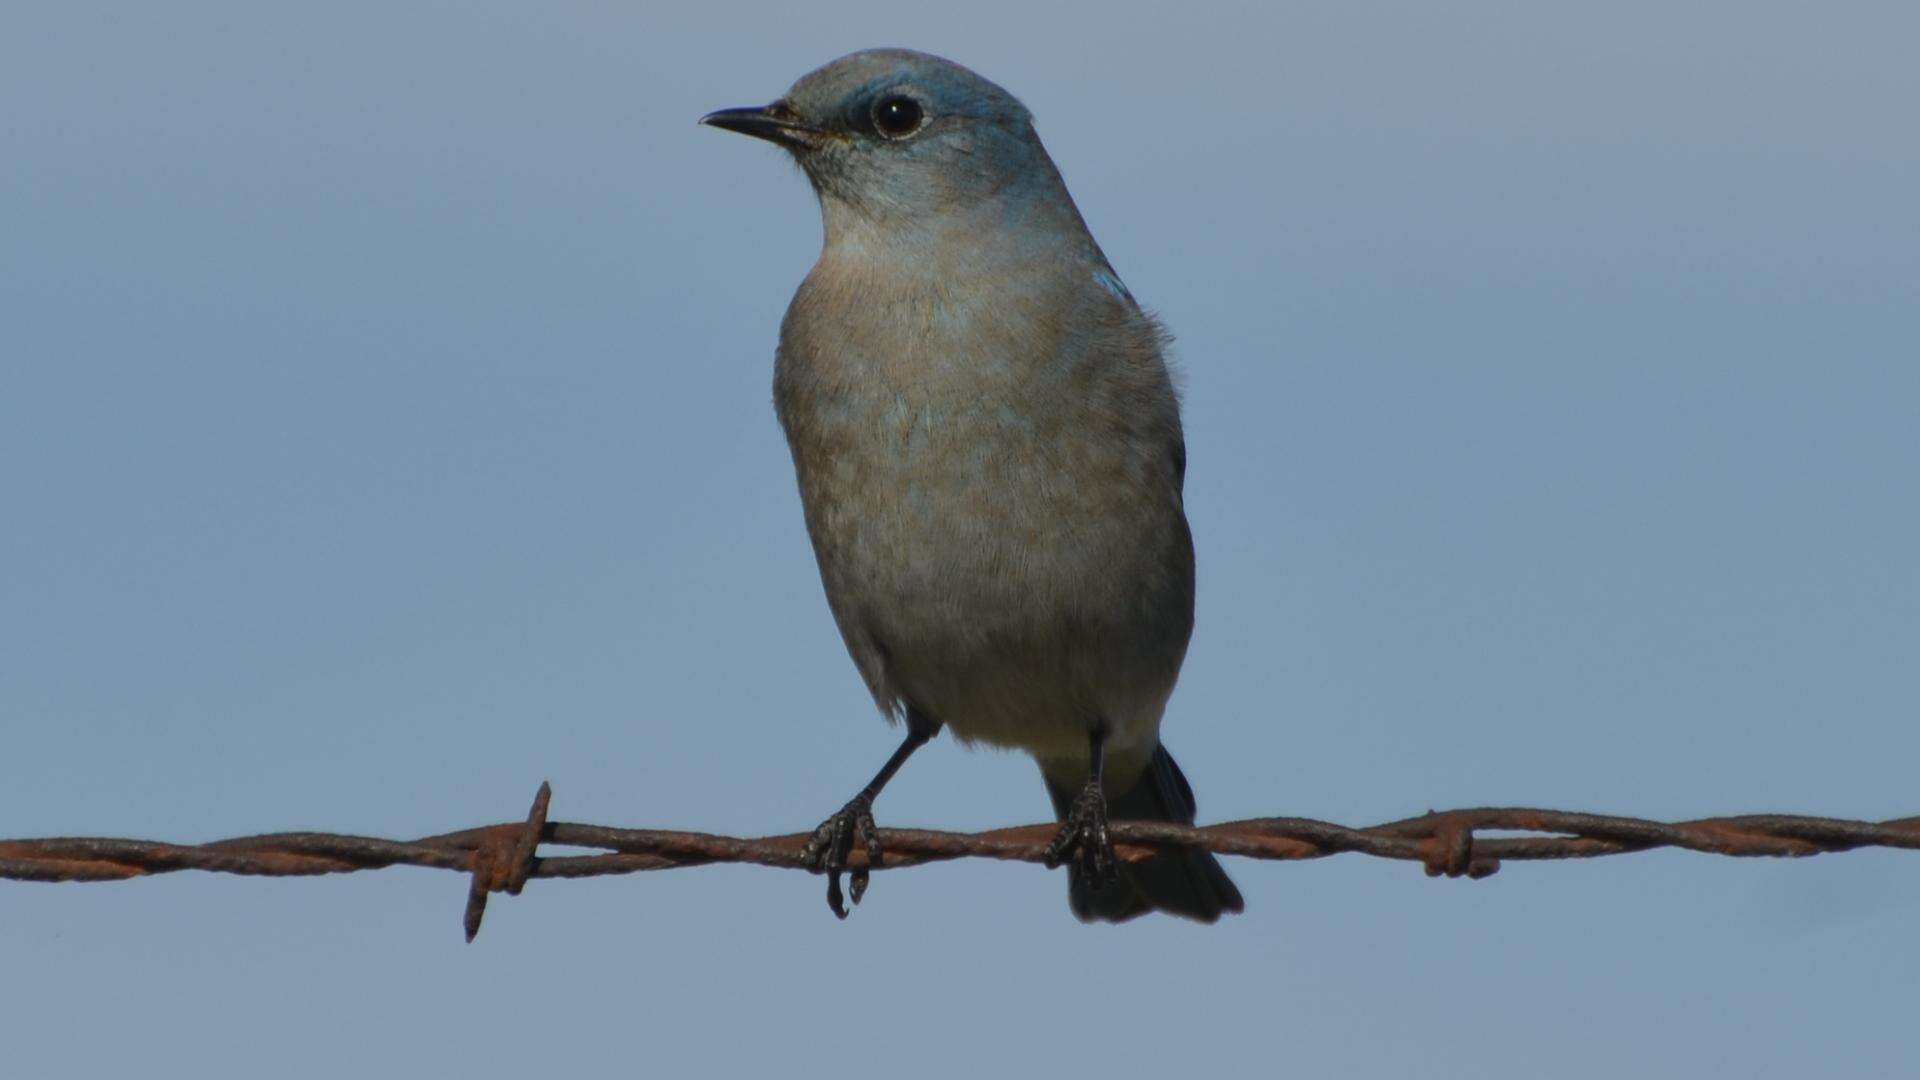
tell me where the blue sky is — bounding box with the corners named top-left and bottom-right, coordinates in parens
top-left (3, 4), bottom-right (1916, 1077)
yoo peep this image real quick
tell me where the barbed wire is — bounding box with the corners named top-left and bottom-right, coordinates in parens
top-left (4, 782), bottom-right (1916, 940)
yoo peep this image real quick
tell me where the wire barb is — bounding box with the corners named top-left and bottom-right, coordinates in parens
top-left (462, 782), bottom-right (551, 942)
top-left (4, 788), bottom-right (1917, 940)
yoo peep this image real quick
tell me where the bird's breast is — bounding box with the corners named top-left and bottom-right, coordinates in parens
top-left (772, 255), bottom-right (1193, 746)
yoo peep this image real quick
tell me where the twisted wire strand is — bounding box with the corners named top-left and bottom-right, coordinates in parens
top-left (5, 782), bottom-right (1915, 940)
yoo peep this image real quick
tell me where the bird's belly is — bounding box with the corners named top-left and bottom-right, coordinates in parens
top-left (788, 400), bottom-right (1191, 755)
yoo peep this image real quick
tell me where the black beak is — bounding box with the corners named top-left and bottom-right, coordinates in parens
top-left (699, 103), bottom-right (821, 149)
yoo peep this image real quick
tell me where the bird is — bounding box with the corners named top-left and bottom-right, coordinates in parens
top-left (701, 48), bottom-right (1242, 924)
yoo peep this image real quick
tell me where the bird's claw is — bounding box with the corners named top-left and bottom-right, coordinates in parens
top-left (1044, 781), bottom-right (1119, 889)
top-left (801, 793), bottom-right (883, 919)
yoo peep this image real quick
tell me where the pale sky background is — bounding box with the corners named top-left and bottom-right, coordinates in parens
top-left (3, 4), bottom-right (1917, 1077)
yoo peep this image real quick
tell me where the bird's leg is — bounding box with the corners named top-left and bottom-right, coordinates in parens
top-left (802, 707), bottom-right (941, 919)
top-left (1043, 726), bottom-right (1120, 889)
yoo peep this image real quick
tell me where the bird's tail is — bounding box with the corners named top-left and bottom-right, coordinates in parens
top-left (1042, 744), bottom-right (1245, 923)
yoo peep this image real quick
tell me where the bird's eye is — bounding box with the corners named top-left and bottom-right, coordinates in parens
top-left (871, 95), bottom-right (925, 138)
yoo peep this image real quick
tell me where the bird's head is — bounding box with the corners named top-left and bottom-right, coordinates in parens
top-left (701, 49), bottom-right (1044, 227)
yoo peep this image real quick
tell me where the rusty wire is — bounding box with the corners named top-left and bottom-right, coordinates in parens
top-left (3, 782), bottom-right (1916, 940)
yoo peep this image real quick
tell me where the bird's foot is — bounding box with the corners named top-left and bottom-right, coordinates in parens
top-left (801, 793), bottom-right (883, 919)
top-left (1044, 781), bottom-right (1119, 889)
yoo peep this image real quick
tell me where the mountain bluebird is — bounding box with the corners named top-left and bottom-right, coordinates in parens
top-left (702, 49), bottom-right (1242, 923)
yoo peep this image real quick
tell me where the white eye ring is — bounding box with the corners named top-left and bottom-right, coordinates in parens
top-left (871, 95), bottom-right (927, 139)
